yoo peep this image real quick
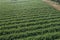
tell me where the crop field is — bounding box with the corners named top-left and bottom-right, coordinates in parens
top-left (0, 0), bottom-right (60, 40)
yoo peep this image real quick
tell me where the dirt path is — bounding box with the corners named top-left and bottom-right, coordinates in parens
top-left (43, 0), bottom-right (60, 11)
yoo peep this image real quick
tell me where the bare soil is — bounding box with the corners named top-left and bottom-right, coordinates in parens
top-left (43, 0), bottom-right (60, 11)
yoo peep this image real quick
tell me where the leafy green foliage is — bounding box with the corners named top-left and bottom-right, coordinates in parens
top-left (0, 0), bottom-right (60, 40)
